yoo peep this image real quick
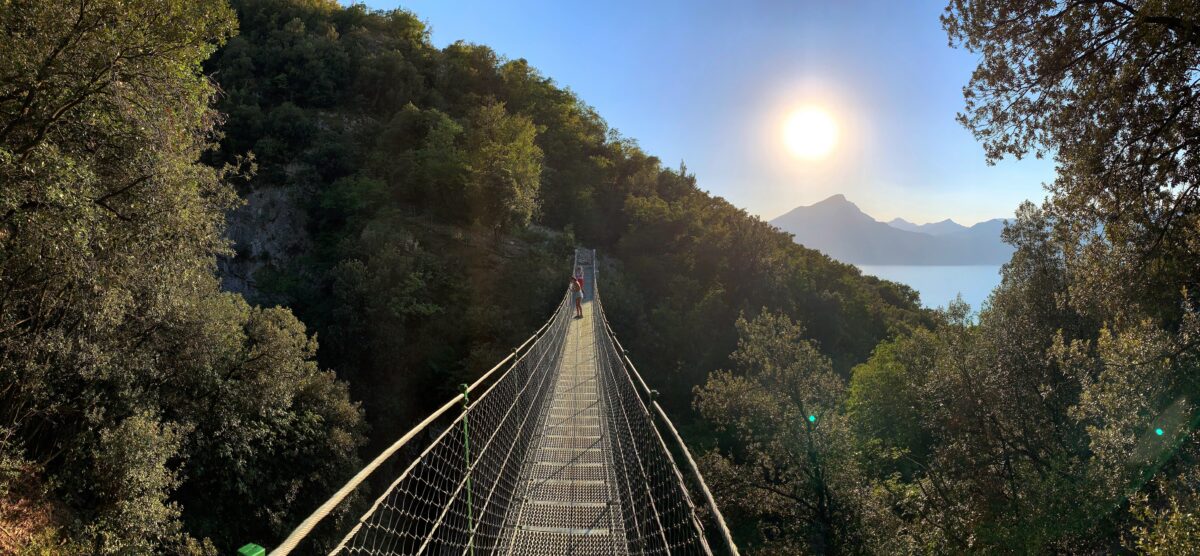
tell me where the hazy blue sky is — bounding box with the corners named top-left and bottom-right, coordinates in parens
top-left (350, 0), bottom-right (1057, 225)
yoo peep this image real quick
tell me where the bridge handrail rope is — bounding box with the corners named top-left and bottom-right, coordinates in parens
top-left (588, 259), bottom-right (702, 552)
top-left (270, 263), bottom-right (575, 555)
top-left (591, 250), bottom-right (741, 556)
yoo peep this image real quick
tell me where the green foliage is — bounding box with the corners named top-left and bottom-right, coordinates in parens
top-left (163, 297), bottom-right (366, 549)
top-left (683, 3), bottom-right (1200, 550)
top-left (368, 104), bottom-right (466, 217)
top-left (464, 101), bottom-right (543, 234)
top-left (685, 3), bottom-right (1200, 552)
top-left (76, 413), bottom-right (188, 554)
top-left (199, 0), bottom-right (1200, 552)
top-left (834, 214), bottom-right (1107, 551)
top-left (22, 0), bottom-right (1200, 553)
top-left (944, 0), bottom-right (1200, 324)
top-left (606, 189), bottom-right (928, 413)
top-left (0, 0), bottom-right (363, 552)
top-left (846, 332), bottom-right (935, 478)
top-left (0, 0), bottom-right (950, 551)
top-left (1129, 480), bottom-right (1200, 555)
top-left (205, 0), bottom-right (926, 481)
top-left (934, 0), bottom-right (1200, 550)
top-left (695, 312), bottom-right (864, 554)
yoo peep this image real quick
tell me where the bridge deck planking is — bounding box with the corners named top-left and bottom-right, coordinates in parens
top-left (501, 259), bottom-right (630, 555)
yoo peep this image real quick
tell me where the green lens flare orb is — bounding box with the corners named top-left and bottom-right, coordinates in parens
top-left (808, 415), bottom-right (816, 422)
top-left (1156, 428), bottom-right (1164, 436)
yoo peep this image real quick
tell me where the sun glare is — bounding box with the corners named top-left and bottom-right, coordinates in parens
top-left (783, 106), bottom-right (838, 160)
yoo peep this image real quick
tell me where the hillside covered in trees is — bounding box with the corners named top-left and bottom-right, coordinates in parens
top-left (0, 0), bottom-right (924, 553)
top-left (2, 0), bottom-right (1198, 554)
top-left (203, 0), bottom-right (931, 426)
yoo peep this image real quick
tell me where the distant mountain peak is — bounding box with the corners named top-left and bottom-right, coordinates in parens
top-left (886, 215), bottom-right (968, 236)
top-left (769, 194), bottom-right (1014, 265)
top-left (772, 193), bottom-right (871, 223)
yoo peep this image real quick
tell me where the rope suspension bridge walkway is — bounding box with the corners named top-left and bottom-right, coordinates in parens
top-left (268, 249), bottom-right (738, 555)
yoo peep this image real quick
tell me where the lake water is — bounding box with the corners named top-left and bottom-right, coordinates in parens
top-left (856, 265), bottom-right (1003, 311)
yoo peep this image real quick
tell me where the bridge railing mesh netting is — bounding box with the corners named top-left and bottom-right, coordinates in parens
top-left (332, 299), bottom-right (571, 555)
top-left (590, 273), bottom-right (711, 554)
top-left (271, 250), bottom-right (737, 555)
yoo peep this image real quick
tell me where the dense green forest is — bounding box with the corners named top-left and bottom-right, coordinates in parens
top-left (1, 0), bottom-right (1198, 554)
top-left (203, 0), bottom-right (928, 431)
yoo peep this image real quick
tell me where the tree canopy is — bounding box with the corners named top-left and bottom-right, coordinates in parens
top-left (201, 0), bottom-right (927, 465)
top-left (0, 1), bottom-right (362, 552)
top-left (691, 1), bottom-right (1200, 553)
top-left (13, 0), bottom-right (1197, 553)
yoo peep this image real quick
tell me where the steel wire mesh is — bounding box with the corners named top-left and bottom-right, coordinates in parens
top-left (333, 299), bottom-right (572, 555)
top-left (284, 249), bottom-right (720, 555)
top-left (590, 280), bottom-right (711, 555)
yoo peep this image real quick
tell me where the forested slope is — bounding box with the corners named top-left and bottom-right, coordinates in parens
top-left (0, 0), bottom-right (927, 553)
top-left (690, 1), bottom-right (1200, 553)
top-left (0, 2), bottom-right (362, 553)
top-left (11, 0), bottom-right (1196, 554)
top-left (204, 0), bottom-right (930, 440)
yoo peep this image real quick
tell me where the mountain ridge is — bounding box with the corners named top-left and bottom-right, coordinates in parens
top-left (770, 195), bottom-right (1013, 265)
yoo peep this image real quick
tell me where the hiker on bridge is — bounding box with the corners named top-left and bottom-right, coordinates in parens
top-left (571, 275), bottom-right (584, 318)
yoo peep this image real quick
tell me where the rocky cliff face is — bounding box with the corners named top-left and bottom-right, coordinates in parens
top-left (218, 185), bottom-right (310, 299)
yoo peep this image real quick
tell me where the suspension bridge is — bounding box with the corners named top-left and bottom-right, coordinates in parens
top-left (263, 249), bottom-right (739, 556)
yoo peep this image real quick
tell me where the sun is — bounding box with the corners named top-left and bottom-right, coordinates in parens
top-left (783, 106), bottom-right (838, 160)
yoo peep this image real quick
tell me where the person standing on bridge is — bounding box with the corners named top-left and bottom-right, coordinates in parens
top-left (574, 266), bottom-right (585, 292)
top-left (570, 275), bottom-right (584, 318)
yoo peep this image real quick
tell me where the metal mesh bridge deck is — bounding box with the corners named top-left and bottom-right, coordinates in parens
top-left (271, 250), bottom-right (737, 555)
top-left (502, 279), bottom-right (629, 554)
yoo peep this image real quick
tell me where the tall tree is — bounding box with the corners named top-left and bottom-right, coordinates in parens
top-left (943, 0), bottom-right (1200, 322)
top-left (0, 1), bottom-right (363, 552)
top-left (925, 1), bottom-right (1200, 550)
top-left (464, 100), bottom-right (543, 235)
top-left (695, 311), bottom-right (865, 555)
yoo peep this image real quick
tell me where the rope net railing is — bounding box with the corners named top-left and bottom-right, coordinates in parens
top-left (271, 249), bottom-right (737, 555)
top-left (589, 278), bottom-right (711, 554)
top-left (592, 267), bottom-right (739, 556)
top-left (329, 299), bottom-right (572, 555)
